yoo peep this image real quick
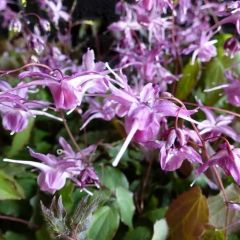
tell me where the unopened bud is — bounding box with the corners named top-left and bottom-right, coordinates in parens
top-left (224, 37), bottom-right (239, 58)
top-left (40, 19), bottom-right (51, 32)
top-left (29, 35), bottom-right (45, 55)
top-left (9, 19), bottom-right (22, 33)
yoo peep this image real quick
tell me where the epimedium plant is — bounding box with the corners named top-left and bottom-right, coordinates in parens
top-left (0, 0), bottom-right (240, 239)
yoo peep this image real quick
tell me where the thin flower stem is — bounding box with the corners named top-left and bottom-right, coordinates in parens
top-left (0, 63), bottom-right (52, 75)
top-left (60, 111), bottom-right (81, 152)
top-left (203, 0), bottom-right (223, 34)
top-left (23, 12), bottom-right (42, 22)
top-left (212, 166), bottom-right (229, 240)
top-left (173, 94), bottom-right (231, 238)
top-left (0, 215), bottom-right (39, 229)
top-left (183, 101), bottom-right (240, 119)
top-left (192, 119), bottom-right (229, 239)
top-left (138, 156), bottom-right (154, 213)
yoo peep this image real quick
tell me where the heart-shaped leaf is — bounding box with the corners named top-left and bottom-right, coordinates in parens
top-left (166, 186), bottom-right (208, 240)
top-left (88, 206), bottom-right (120, 240)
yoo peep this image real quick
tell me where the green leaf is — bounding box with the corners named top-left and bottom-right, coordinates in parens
top-left (0, 200), bottom-right (24, 216)
top-left (4, 231), bottom-right (27, 240)
top-left (35, 227), bottom-right (53, 240)
top-left (59, 181), bottom-right (74, 212)
top-left (96, 166), bottom-right (129, 190)
top-left (229, 234), bottom-right (240, 240)
top-left (203, 57), bottom-right (227, 105)
top-left (208, 184), bottom-right (240, 233)
top-left (0, 170), bottom-right (25, 200)
top-left (7, 119), bottom-right (34, 157)
top-left (176, 61), bottom-right (200, 100)
top-left (203, 34), bottom-right (235, 105)
top-left (116, 186), bottom-right (135, 228)
top-left (202, 228), bottom-right (225, 240)
top-left (151, 219), bottom-right (169, 240)
top-left (144, 208), bottom-right (168, 223)
top-left (124, 226), bottom-right (151, 240)
top-left (18, 177), bottom-right (37, 199)
top-left (88, 206), bottom-right (120, 240)
top-left (166, 186), bottom-right (209, 240)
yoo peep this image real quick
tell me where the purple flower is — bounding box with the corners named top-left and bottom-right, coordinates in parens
top-left (45, 0), bottom-right (70, 26)
top-left (19, 63), bottom-right (107, 111)
top-left (160, 128), bottom-right (202, 171)
top-left (9, 18), bottom-right (22, 33)
top-left (177, 0), bottom-right (191, 23)
top-left (108, 81), bottom-right (199, 166)
top-left (138, 0), bottom-right (153, 11)
top-left (49, 80), bottom-right (79, 110)
top-left (81, 99), bottom-right (116, 130)
top-left (198, 106), bottom-right (240, 142)
top-left (28, 33), bottom-right (45, 55)
top-left (4, 137), bottom-right (99, 194)
top-left (0, 81), bottom-right (62, 133)
top-left (196, 144), bottom-right (240, 185)
top-left (2, 110), bottom-right (29, 133)
top-left (224, 71), bottom-right (240, 107)
top-left (184, 33), bottom-right (217, 64)
top-left (224, 37), bottom-right (239, 58)
top-left (138, 0), bottom-right (173, 13)
top-left (81, 49), bottom-right (105, 72)
top-left (216, 10), bottom-right (240, 35)
top-left (0, 0), bottom-right (7, 11)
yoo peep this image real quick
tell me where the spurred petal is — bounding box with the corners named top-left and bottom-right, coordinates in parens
top-left (3, 158), bottom-right (51, 171)
top-left (112, 121), bottom-right (139, 167)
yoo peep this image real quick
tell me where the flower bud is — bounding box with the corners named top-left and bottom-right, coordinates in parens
top-left (40, 19), bottom-right (51, 32)
top-left (29, 35), bottom-right (45, 55)
top-left (9, 19), bottom-right (22, 33)
top-left (224, 37), bottom-right (239, 58)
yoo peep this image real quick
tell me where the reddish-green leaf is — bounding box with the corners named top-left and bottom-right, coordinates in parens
top-left (166, 186), bottom-right (209, 240)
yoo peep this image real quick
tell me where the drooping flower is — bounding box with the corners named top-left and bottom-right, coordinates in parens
top-left (160, 128), bottom-right (202, 171)
top-left (196, 143), bottom-right (240, 185)
top-left (0, 82), bottom-right (58, 133)
top-left (4, 137), bottom-right (99, 193)
top-left (19, 56), bottom-right (107, 111)
top-left (224, 37), bottom-right (239, 58)
top-left (108, 81), bottom-right (199, 166)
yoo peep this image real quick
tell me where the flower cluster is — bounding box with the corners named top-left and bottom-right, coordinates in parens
top-left (4, 137), bottom-right (99, 193)
top-left (0, 0), bottom-right (240, 196)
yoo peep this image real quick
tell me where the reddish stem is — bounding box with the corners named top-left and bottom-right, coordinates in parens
top-left (0, 215), bottom-right (39, 229)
